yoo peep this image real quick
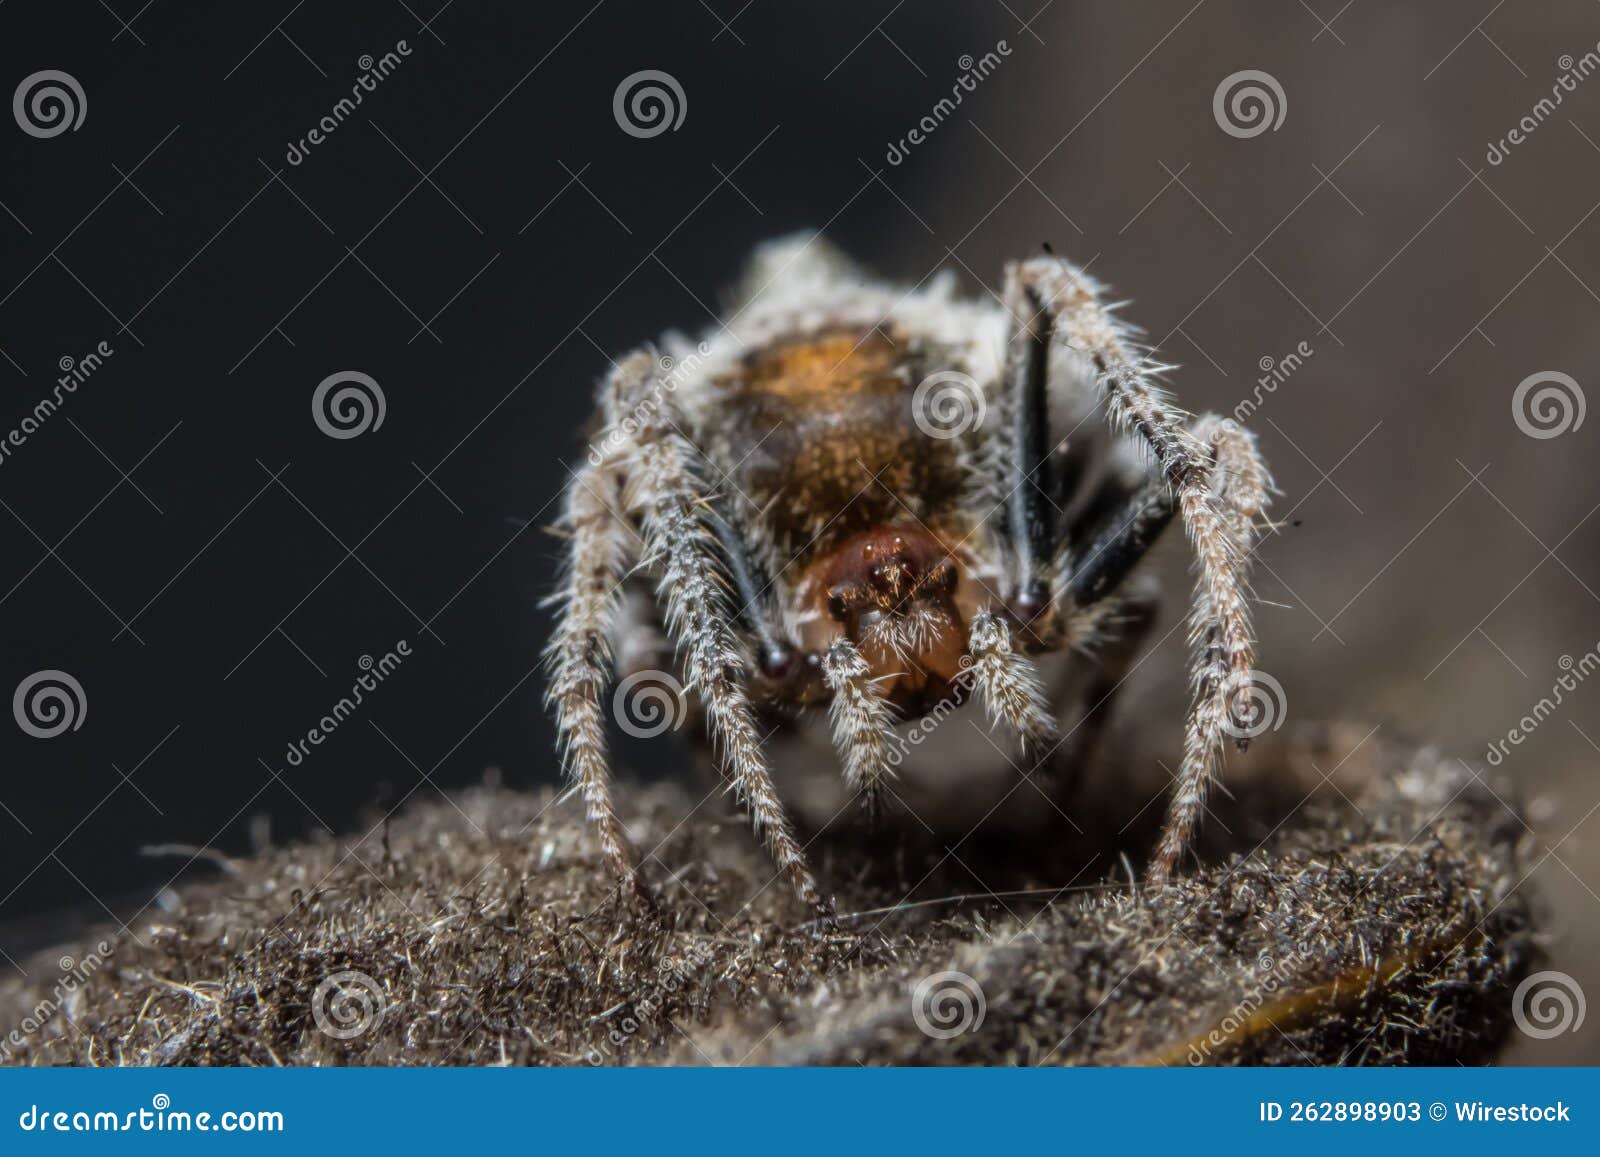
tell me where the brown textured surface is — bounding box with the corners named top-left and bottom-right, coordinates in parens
top-left (0, 728), bottom-right (1535, 1066)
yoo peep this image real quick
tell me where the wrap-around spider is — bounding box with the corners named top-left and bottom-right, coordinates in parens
top-left (547, 237), bottom-right (1270, 913)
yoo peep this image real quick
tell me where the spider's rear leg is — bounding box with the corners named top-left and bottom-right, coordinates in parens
top-left (613, 353), bottom-right (829, 914)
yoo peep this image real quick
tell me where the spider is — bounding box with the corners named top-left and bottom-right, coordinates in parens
top-left (547, 236), bottom-right (1270, 914)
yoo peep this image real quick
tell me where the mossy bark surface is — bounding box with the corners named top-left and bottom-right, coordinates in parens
top-left (0, 728), bottom-right (1535, 1066)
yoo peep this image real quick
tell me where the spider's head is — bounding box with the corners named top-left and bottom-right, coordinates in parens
top-left (795, 524), bottom-right (972, 711)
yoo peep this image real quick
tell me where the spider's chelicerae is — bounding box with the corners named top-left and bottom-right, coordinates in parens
top-left (548, 236), bottom-right (1270, 914)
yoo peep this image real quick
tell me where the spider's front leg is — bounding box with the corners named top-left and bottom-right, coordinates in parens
top-left (545, 455), bottom-right (648, 903)
top-left (612, 352), bottom-right (830, 914)
top-left (1158, 413), bottom-right (1270, 871)
top-left (998, 254), bottom-right (1270, 881)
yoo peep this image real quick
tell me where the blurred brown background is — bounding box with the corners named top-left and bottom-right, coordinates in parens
top-left (882, 1), bottom-right (1598, 1063)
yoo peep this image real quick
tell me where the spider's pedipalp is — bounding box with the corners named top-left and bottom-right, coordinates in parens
top-left (821, 637), bottom-right (898, 822)
top-left (967, 610), bottom-right (1058, 752)
top-left (1000, 255), bottom-right (1270, 881)
top-left (614, 352), bottom-right (827, 912)
top-left (544, 458), bottom-right (642, 897)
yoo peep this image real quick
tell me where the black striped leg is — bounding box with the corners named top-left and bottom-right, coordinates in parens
top-left (706, 497), bottom-right (800, 682)
top-left (999, 265), bottom-right (1059, 634)
top-left (1062, 471), bottom-right (1177, 609)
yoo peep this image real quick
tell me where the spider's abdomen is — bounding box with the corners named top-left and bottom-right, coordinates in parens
top-left (702, 326), bottom-right (969, 563)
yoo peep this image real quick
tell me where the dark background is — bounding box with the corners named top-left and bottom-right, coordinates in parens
top-left (2, 2), bottom-right (1597, 1064)
top-left (0, 0), bottom-right (996, 941)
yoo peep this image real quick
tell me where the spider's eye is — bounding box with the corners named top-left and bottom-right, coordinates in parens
top-left (827, 593), bottom-right (850, 621)
top-left (760, 643), bottom-right (799, 680)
